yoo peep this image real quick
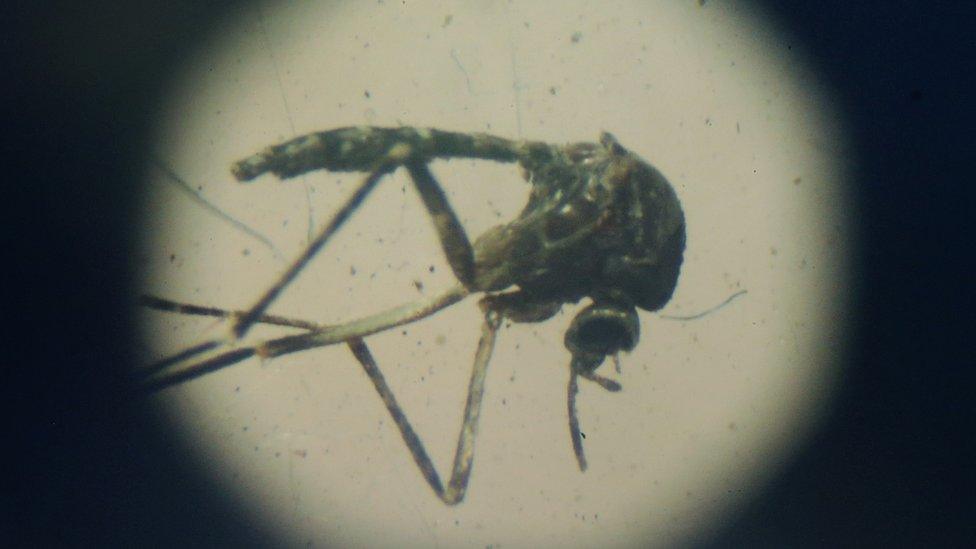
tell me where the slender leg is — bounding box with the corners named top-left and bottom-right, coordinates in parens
top-left (141, 340), bottom-right (223, 378)
top-left (143, 146), bottom-right (485, 380)
top-left (230, 127), bottom-right (545, 326)
top-left (347, 338), bottom-right (445, 496)
top-left (145, 288), bottom-right (500, 505)
top-left (143, 127), bottom-right (546, 384)
top-left (347, 304), bottom-right (502, 505)
top-left (140, 295), bottom-right (322, 330)
top-left (153, 161), bottom-right (398, 371)
top-left (405, 161), bottom-right (475, 287)
top-left (231, 159), bottom-right (397, 340)
top-left (443, 306), bottom-right (502, 504)
top-left (140, 285), bottom-right (469, 392)
top-left (138, 294), bottom-right (327, 380)
top-left (189, 127), bottom-right (546, 359)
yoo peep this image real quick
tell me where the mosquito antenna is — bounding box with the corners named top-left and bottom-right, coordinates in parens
top-left (567, 373), bottom-right (587, 471)
top-left (151, 159), bottom-right (284, 260)
top-left (660, 289), bottom-right (747, 321)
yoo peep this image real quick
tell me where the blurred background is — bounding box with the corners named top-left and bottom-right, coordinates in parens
top-left (5, 1), bottom-right (973, 546)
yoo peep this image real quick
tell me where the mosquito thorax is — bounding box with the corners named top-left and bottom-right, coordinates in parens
top-left (467, 132), bottom-right (684, 316)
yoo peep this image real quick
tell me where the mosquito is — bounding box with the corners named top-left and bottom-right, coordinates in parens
top-left (140, 126), bottom-right (686, 505)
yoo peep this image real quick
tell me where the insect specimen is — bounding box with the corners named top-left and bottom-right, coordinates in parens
top-left (141, 126), bottom-right (686, 505)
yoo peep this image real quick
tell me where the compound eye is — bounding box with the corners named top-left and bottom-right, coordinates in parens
top-left (565, 302), bottom-right (640, 371)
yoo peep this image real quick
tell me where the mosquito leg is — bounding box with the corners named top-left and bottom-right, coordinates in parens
top-left (347, 338), bottom-right (445, 498)
top-left (140, 347), bottom-right (259, 392)
top-left (140, 295), bottom-right (321, 330)
top-left (231, 157), bottom-right (399, 340)
top-left (144, 162), bottom-right (398, 370)
top-left (141, 285), bottom-right (469, 392)
top-left (405, 161), bottom-right (475, 286)
top-left (142, 340), bottom-right (223, 379)
top-left (138, 294), bottom-right (326, 381)
top-left (347, 304), bottom-right (501, 504)
top-left (222, 127), bottom-right (554, 340)
top-left (442, 306), bottom-right (502, 504)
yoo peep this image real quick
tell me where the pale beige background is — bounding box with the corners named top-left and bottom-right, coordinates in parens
top-left (139, 1), bottom-right (851, 547)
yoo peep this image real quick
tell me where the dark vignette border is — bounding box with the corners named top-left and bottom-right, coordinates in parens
top-left (5, 1), bottom-right (973, 546)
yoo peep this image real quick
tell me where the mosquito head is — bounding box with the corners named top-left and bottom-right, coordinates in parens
top-left (565, 302), bottom-right (640, 373)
